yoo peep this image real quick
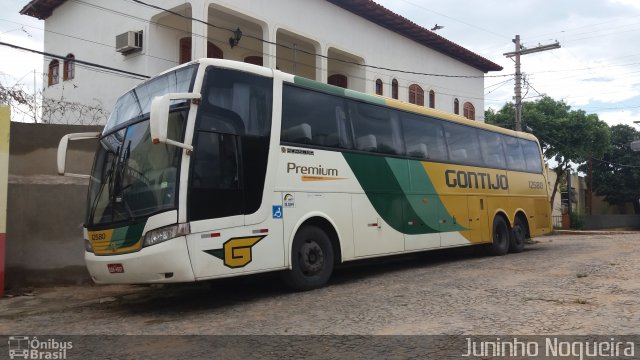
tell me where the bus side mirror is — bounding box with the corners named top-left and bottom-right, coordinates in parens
top-left (150, 92), bottom-right (201, 151)
top-left (57, 132), bottom-right (100, 178)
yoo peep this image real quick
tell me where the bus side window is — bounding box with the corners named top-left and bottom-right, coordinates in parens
top-left (443, 122), bottom-right (482, 166)
top-left (503, 136), bottom-right (527, 171)
top-left (351, 101), bottom-right (403, 155)
top-left (401, 113), bottom-right (448, 161)
top-left (201, 67), bottom-right (273, 137)
top-left (281, 85), bottom-right (352, 149)
top-left (478, 130), bottom-right (507, 169)
top-left (189, 131), bottom-right (243, 221)
top-left (520, 139), bottom-right (543, 173)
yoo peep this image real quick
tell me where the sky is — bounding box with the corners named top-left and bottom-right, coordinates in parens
top-left (1, 0), bottom-right (640, 127)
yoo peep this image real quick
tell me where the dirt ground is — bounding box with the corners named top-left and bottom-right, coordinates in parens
top-left (1, 232), bottom-right (639, 335)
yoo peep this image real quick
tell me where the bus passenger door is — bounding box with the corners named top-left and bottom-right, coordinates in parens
top-left (185, 131), bottom-right (283, 279)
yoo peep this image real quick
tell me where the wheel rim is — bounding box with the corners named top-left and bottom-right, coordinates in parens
top-left (495, 222), bottom-right (507, 245)
top-left (299, 240), bottom-right (324, 275)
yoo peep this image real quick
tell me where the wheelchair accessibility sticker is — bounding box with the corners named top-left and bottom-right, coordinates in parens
top-left (272, 205), bottom-right (283, 219)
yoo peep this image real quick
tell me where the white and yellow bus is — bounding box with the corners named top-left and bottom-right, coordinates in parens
top-left (58, 59), bottom-right (552, 290)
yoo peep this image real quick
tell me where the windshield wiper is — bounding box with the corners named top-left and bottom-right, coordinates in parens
top-left (112, 141), bottom-right (135, 220)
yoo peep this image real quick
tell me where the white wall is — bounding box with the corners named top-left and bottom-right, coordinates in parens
top-left (41, 0), bottom-right (489, 124)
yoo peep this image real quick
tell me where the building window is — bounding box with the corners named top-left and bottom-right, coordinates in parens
top-left (392, 79), bottom-right (398, 99)
top-left (328, 74), bottom-right (348, 88)
top-left (408, 84), bottom-right (424, 106)
top-left (454, 98), bottom-right (460, 115)
top-left (375, 79), bottom-right (383, 95)
top-left (463, 102), bottom-right (475, 120)
top-left (179, 37), bottom-right (223, 64)
top-left (428, 90), bottom-right (435, 108)
top-left (63, 54), bottom-right (75, 81)
top-left (48, 60), bottom-right (59, 86)
top-left (244, 56), bottom-right (263, 66)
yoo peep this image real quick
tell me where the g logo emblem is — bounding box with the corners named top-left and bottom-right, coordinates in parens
top-left (205, 235), bottom-right (266, 268)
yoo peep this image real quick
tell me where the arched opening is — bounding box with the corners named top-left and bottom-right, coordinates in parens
top-left (464, 102), bottom-right (476, 120)
top-left (428, 90), bottom-right (435, 108)
top-left (244, 55), bottom-right (263, 66)
top-left (454, 98), bottom-right (460, 115)
top-left (48, 59), bottom-right (59, 86)
top-left (392, 79), bottom-right (398, 99)
top-left (408, 84), bottom-right (424, 106)
top-left (328, 74), bottom-right (348, 88)
top-left (375, 79), bottom-right (383, 95)
top-left (179, 37), bottom-right (223, 64)
top-left (63, 54), bottom-right (75, 81)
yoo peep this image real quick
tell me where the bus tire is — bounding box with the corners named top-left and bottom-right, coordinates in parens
top-left (509, 216), bottom-right (527, 253)
top-left (282, 225), bottom-right (334, 291)
top-left (487, 216), bottom-right (510, 256)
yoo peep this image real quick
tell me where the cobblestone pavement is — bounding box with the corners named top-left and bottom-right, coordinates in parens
top-left (1, 233), bottom-right (639, 335)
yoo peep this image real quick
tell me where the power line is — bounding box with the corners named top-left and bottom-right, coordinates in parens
top-left (504, 35), bottom-right (561, 131)
top-left (0, 41), bottom-right (149, 80)
top-left (126, 0), bottom-right (509, 79)
top-left (591, 157), bottom-right (640, 169)
top-left (385, 0), bottom-right (509, 40)
top-left (0, 18), bottom-right (178, 66)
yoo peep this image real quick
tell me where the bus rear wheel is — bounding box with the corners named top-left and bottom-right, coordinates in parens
top-left (509, 216), bottom-right (527, 253)
top-left (486, 216), bottom-right (510, 256)
top-left (282, 225), bottom-right (334, 291)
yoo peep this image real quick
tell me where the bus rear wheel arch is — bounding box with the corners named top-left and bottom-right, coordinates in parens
top-left (282, 224), bottom-right (335, 291)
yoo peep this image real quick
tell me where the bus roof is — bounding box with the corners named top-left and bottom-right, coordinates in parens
top-left (190, 58), bottom-right (539, 144)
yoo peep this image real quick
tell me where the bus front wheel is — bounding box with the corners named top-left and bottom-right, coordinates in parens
top-left (486, 216), bottom-right (510, 256)
top-left (282, 225), bottom-right (334, 291)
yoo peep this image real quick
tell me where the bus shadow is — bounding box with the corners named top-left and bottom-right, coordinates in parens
top-left (330, 246), bottom-right (482, 285)
top-left (105, 245), bottom-right (544, 316)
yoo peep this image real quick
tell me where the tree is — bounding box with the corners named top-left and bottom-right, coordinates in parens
top-left (580, 125), bottom-right (640, 214)
top-left (485, 96), bottom-right (610, 208)
top-left (0, 77), bottom-right (107, 124)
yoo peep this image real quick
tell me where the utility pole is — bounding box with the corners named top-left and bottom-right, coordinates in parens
top-left (503, 35), bottom-right (561, 131)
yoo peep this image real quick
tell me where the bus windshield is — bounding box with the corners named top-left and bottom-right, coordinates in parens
top-left (104, 65), bottom-right (196, 133)
top-left (87, 65), bottom-right (196, 227)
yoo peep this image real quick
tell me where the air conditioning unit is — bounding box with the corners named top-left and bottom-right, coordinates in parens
top-left (116, 31), bottom-right (143, 54)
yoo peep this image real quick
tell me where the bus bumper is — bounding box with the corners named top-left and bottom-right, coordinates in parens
top-left (85, 236), bottom-right (195, 284)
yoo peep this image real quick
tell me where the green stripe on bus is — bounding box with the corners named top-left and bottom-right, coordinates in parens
top-left (406, 161), bottom-right (465, 233)
top-left (343, 154), bottom-right (427, 234)
top-left (111, 222), bottom-right (145, 248)
top-left (293, 76), bottom-right (386, 106)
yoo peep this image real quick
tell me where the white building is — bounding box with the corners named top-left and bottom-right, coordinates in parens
top-left (20, 0), bottom-right (502, 125)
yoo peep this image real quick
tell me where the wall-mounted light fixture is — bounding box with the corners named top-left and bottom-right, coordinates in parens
top-left (229, 27), bottom-right (242, 48)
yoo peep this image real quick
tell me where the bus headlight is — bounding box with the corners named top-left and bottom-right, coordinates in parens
top-left (143, 223), bottom-right (190, 247)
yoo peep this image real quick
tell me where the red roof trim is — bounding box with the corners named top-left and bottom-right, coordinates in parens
top-left (19, 0), bottom-right (66, 20)
top-left (326, 0), bottom-right (502, 72)
top-left (20, 0), bottom-right (502, 72)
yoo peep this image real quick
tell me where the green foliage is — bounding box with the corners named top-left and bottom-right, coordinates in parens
top-left (485, 96), bottom-right (611, 207)
top-left (579, 125), bottom-right (640, 214)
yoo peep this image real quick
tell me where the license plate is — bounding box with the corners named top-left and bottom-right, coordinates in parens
top-left (107, 263), bottom-right (125, 273)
